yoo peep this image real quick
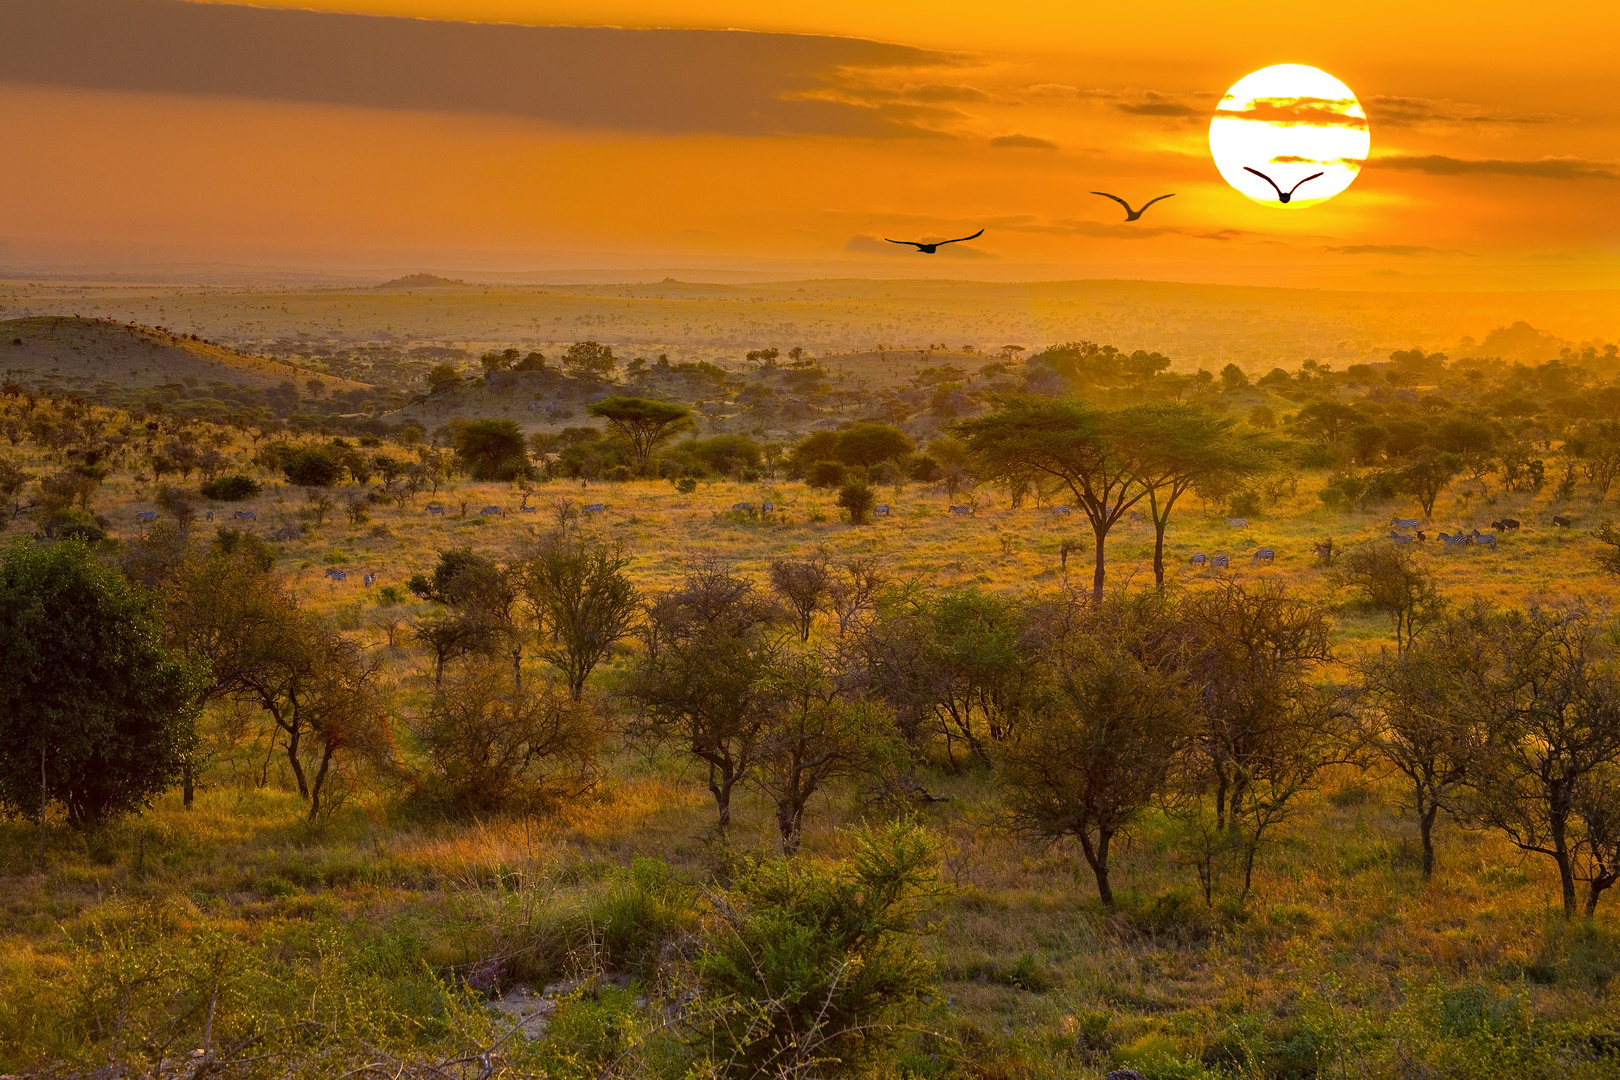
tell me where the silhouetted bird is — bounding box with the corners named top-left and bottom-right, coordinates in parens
top-left (885, 229), bottom-right (984, 254)
top-left (1090, 191), bottom-right (1175, 221)
top-left (1243, 167), bottom-right (1324, 204)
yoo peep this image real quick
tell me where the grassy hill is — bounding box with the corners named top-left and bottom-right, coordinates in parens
top-left (0, 316), bottom-right (369, 397)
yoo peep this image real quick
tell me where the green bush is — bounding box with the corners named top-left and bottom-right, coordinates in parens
top-left (199, 475), bottom-right (261, 501)
top-left (282, 447), bottom-right (344, 487)
top-left (806, 460), bottom-right (847, 489)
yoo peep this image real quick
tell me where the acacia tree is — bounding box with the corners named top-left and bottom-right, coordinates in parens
top-left (0, 541), bottom-right (203, 831)
top-left (1470, 606), bottom-right (1620, 918)
top-left (1358, 604), bottom-right (1503, 879)
top-left (999, 592), bottom-right (1191, 906)
top-left (1181, 580), bottom-right (1343, 901)
top-left (1336, 541), bottom-right (1445, 655)
top-left (586, 396), bottom-right (694, 474)
top-left (957, 397), bottom-right (1143, 600)
top-left (1113, 402), bottom-right (1270, 590)
top-left (518, 532), bottom-right (640, 700)
top-left (1400, 447), bottom-right (1463, 519)
top-left (769, 552), bottom-right (832, 642)
top-left (626, 564), bottom-right (789, 831)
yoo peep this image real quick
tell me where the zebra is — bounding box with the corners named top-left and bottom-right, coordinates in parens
top-left (1226, 517), bottom-right (1248, 528)
top-left (136, 511), bottom-right (157, 522)
top-left (1190, 553), bottom-right (1207, 566)
top-left (1389, 533), bottom-right (1414, 546)
top-left (1472, 530), bottom-right (1497, 548)
top-left (480, 505), bottom-right (502, 516)
top-left (324, 568), bottom-right (347, 581)
top-left (876, 504), bottom-right (889, 515)
top-left (234, 510), bottom-right (256, 520)
top-left (362, 571), bottom-right (376, 587)
top-left (1129, 510), bottom-right (1145, 523)
top-left (584, 503), bottom-right (606, 513)
top-left (520, 505), bottom-right (537, 513)
top-left (762, 502), bottom-right (775, 512)
top-left (1439, 532), bottom-right (1471, 547)
top-left (1253, 548), bottom-right (1275, 562)
top-left (1392, 518), bottom-right (1419, 530)
top-left (949, 506), bottom-right (973, 515)
top-left (1210, 554), bottom-right (1230, 569)
top-left (426, 504), bottom-right (445, 515)
top-left (732, 502), bottom-right (755, 512)
top-left (1052, 505), bottom-right (1071, 514)
top-left (205, 510), bottom-right (214, 521)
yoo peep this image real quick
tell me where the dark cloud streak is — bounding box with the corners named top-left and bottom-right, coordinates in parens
top-left (1372, 155), bottom-right (1618, 180)
top-left (0, 0), bottom-right (954, 137)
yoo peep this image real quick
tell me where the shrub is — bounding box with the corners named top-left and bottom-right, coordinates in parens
top-left (806, 460), bottom-right (847, 489)
top-left (282, 447), bottom-right (344, 487)
top-left (451, 418), bottom-right (530, 481)
top-left (675, 476), bottom-right (698, 494)
top-left (200, 475), bottom-right (261, 501)
top-left (837, 478), bottom-right (876, 524)
top-left (1228, 488), bottom-right (1262, 519)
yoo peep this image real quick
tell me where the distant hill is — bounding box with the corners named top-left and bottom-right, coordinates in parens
top-left (0, 317), bottom-right (370, 396)
top-left (374, 274), bottom-right (470, 290)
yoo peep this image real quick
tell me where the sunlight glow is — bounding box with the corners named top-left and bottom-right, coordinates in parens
top-left (1208, 64), bottom-right (1370, 207)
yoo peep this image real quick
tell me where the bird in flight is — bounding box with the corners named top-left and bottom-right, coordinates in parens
top-left (1090, 191), bottom-right (1175, 221)
top-left (885, 229), bottom-right (985, 254)
top-left (1243, 167), bottom-right (1324, 204)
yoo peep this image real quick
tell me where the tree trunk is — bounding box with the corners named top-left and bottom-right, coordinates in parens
top-left (708, 762), bottom-right (736, 832)
top-left (183, 761), bottom-right (195, 809)
top-left (1152, 519), bottom-right (1167, 591)
top-left (1418, 800), bottom-right (1438, 880)
top-left (284, 725), bottom-right (310, 799)
top-left (307, 742), bottom-right (335, 821)
top-left (1078, 829), bottom-right (1114, 907)
top-left (1551, 811), bottom-right (1577, 918)
top-left (777, 797), bottom-right (804, 856)
top-left (1091, 521), bottom-right (1108, 602)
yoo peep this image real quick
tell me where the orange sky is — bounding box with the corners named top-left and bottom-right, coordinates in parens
top-left (1, 0), bottom-right (1616, 288)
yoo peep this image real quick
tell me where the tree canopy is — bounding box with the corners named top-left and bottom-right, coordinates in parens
top-left (585, 396), bottom-right (694, 473)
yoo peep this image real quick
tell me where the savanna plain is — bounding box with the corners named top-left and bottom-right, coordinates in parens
top-left (4, 278), bottom-right (1620, 1080)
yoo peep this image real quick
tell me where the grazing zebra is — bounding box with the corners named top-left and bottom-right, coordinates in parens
top-left (1226, 518), bottom-right (1247, 528)
top-left (876, 504), bottom-right (889, 515)
top-left (732, 502), bottom-right (755, 512)
top-left (1190, 553), bottom-right (1207, 566)
top-left (1472, 530), bottom-right (1497, 548)
top-left (234, 510), bottom-right (256, 520)
top-left (1392, 518), bottom-right (1419, 530)
top-left (1553, 515), bottom-right (1572, 527)
top-left (584, 503), bottom-right (606, 512)
top-left (480, 505), bottom-right (502, 516)
top-left (1439, 532), bottom-right (1471, 547)
top-left (762, 502), bottom-right (775, 512)
top-left (324, 568), bottom-right (347, 581)
top-left (362, 571), bottom-right (376, 587)
top-left (1210, 554), bottom-right (1230, 569)
top-left (205, 511), bottom-right (213, 521)
top-left (520, 505), bottom-right (536, 513)
top-left (136, 511), bottom-right (157, 522)
top-left (1253, 548), bottom-right (1275, 562)
top-left (949, 506), bottom-right (973, 515)
top-left (1389, 534), bottom-right (1414, 546)
top-left (1314, 539), bottom-right (1336, 565)
top-left (1052, 505), bottom-right (1071, 514)
top-left (1129, 510), bottom-right (1145, 523)
top-left (426, 504), bottom-right (445, 515)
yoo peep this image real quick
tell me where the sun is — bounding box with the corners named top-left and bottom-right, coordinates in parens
top-left (1208, 64), bottom-right (1369, 207)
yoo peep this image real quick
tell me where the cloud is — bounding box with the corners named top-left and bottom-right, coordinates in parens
top-left (991, 133), bottom-right (1058, 150)
top-left (1024, 84), bottom-right (1209, 121)
top-left (1371, 155), bottom-right (1618, 180)
top-left (1364, 94), bottom-right (1560, 128)
top-left (1214, 96), bottom-right (1368, 130)
top-left (1326, 244), bottom-right (1446, 256)
top-left (0, 0), bottom-right (956, 138)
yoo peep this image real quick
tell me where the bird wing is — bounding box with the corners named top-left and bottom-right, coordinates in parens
top-left (1286, 172), bottom-right (1326, 195)
top-left (1138, 193), bottom-right (1176, 213)
top-left (1090, 191), bottom-right (1134, 214)
top-left (884, 239), bottom-right (922, 248)
top-left (938, 229), bottom-right (986, 245)
top-left (1243, 167), bottom-right (1285, 197)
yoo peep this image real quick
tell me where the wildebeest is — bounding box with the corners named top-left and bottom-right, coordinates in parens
top-left (136, 511), bottom-right (157, 522)
top-left (584, 503), bottom-right (606, 513)
top-left (1210, 554), bottom-right (1230, 569)
top-left (949, 506), bottom-right (973, 515)
top-left (1190, 553), bottom-right (1207, 566)
top-left (426, 504), bottom-right (445, 515)
top-left (324, 568), bottom-right (347, 581)
top-left (1392, 518), bottom-right (1419, 530)
top-left (1491, 518), bottom-right (1521, 531)
top-left (1553, 515), bottom-right (1572, 527)
top-left (234, 510), bottom-right (256, 520)
top-left (876, 504), bottom-right (889, 515)
top-left (480, 505), bottom-right (502, 516)
top-left (1253, 548), bottom-right (1275, 562)
top-left (205, 511), bottom-right (213, 521)
top-left (1226, 518), bottom-right (1247, 528)
top-left (362, 571), bottom-right (376, 587)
